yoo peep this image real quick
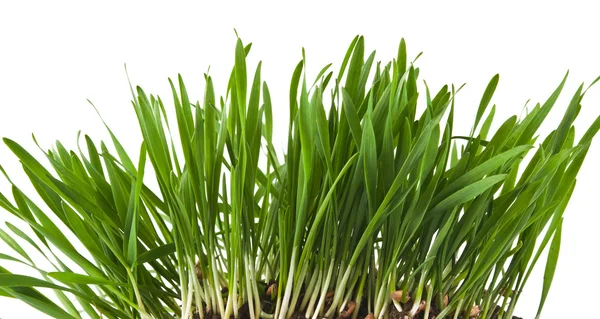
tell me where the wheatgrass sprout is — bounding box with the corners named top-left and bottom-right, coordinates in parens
top-left (1, 36), bottom-right (599, 319)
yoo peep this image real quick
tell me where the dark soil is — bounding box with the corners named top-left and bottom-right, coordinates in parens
top-left (188, 284), bottom-right (523, 319)
top-left (194, 304), bottom-right (523, 318)
top-left (290, 312), bottom-right (307, 319)
top-left (489, 305), bottom-right (522, 319)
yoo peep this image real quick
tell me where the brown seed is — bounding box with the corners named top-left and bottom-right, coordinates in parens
top-left (365, 313), bottom-right (374, 319)
top-left (390, 290), bottom-right (406, 302)
top-left (326, 291), bottom-right (335, 299)
top-left (266, 283), bottom-right (277, 297)
top-left (339, 301), bottom-right (356, 319)
top-left (443, 295), bottom-right (448, 307)
top-left (195, 261), bottom-right (203, 281)
top-left (470, 305), bottom-right (480, 317)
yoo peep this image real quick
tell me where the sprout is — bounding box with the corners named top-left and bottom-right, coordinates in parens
top-left (471, 305), bottom-right (481, 317)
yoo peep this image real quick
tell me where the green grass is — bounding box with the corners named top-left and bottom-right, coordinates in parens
top-left (1, 36), bottom-right (599, 319)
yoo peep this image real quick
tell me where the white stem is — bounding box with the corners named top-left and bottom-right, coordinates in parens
top-left (407, 272), bottom-right (427, 317)
top-left (373, 280), bottom-right (388, 318)
top-left (244, 256), bottom-right (256, 319)
top-left (233, 262), bottom-right (239, 318)
top-left (180, 282), bottom-right (188, 318)
top-left (339, 299), bottom-right (348, 316)
top-left (409, 301), bottom-right (421, 316)
top-left (392, 299), bottom-right (403, 313)
top-left (424, 285), bottom-right (433, 319)
top-left (312, 260), bottom-right (334, 319)
top-left (182, 270), bottom-right (195, 319)
top-left (340, 283), bottom-right (354, 316)
top-left (286, 262), bottom-right (308, 318)
top-left (300, 270), bottom-right (319, 311)
top-left (205, 279), bottom-right (215, 313)
top-left (245, 254), bottom-right (262, 319)
top-left (251, 267), bottom-right (262, 319)
top-left (195, 281), bottom-right (206, 319)
top-left (272, 290), bottom-right (282, 319)
top-left (189, 258), bottom-right (204, 319)
top-left (377, 302), bottom-right (388, 319)
top-left (223, 290), bottom-right (233, 319)
top-left (211, 255), bottom-right (225, 317)
top-left (324, 264), bottom-right (351, 318)
top-left (277, 248), bottom-right (297, 319)
top-left (339, 294), bottom-right (350, 316)
top-left (305, 269), bottom-right (323, 318)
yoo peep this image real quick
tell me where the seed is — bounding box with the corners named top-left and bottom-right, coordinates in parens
top-left (339, 301), bottom-right (356, 319)
top-left (326, 291), bottom-right (335, 299)
top-left (195, 261), bottom-right (203, 281)
top-left (470, 305), bottom-right (481, 317)
top-left (266, 283), bottom-right (277, 297)
top-left (391, 290), bottom-right (406, 302)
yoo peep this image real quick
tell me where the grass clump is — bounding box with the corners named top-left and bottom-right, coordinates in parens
top-left (1, 36), bottom-right (599, 319)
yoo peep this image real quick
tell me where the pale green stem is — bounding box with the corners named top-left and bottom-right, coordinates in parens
top-left (324, 264), bottom-right (351, 318)
top-left (233, 261), bottom-right (239, 318)
top-left (272, 288), bottom-right (282, 319)
top-left (304, 269), bottom-right (323, 318)
top-left (374, 278), bottom-right (388, 318)
top-left (251, 263), bottom-right (262, 319)
top-left (311, 260), bottom-right (334, 319)
top-left (124, 268), bottom-right (150, 319)
top-left (260, 311), bottom-right (274, 319)
top-left (424, 284), bottom-right (433, 319)
top-left (245, 256), bottom-right (256, 319)
top-left (392, 299), bottom-right (403, 313)
top-left (277, 248), bottom-right (297, 319)
top-left (300, 269), bottom-right (319, 311)
top-left (409, 273), bottom-right (426, 316)
top-left (189, 257), bottom-right (204, 319)
top-left (223, 290), bottom-right (234, 319)
top-left (204, 279), bottom-right (215, 313)
top-left (182, 269), bottom-right (195, 319)
top-left (286, 261), bottom-right (308, 318)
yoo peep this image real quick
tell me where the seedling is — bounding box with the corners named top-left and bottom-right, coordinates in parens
top-left (1, 36), bottom-right (598, 319)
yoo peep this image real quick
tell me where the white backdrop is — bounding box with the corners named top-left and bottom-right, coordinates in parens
top-left (1, 1), bottom-right (599, 318)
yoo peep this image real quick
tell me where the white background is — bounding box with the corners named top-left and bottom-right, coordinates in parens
top-left (1, 1), bottom-right (599, 318)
